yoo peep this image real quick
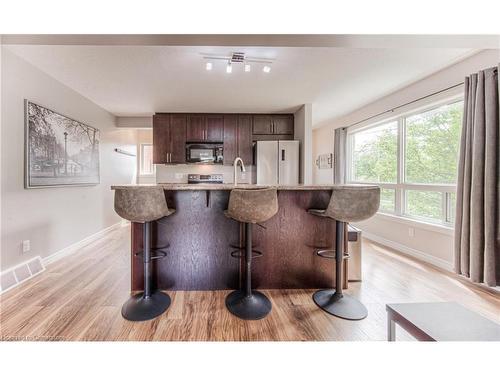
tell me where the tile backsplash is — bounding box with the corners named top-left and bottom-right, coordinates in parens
top-left (155, 164), bottom-right (254, 184)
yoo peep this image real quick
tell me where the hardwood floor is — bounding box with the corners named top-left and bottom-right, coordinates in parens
top-left (1, 224), bottom-right (498, 341)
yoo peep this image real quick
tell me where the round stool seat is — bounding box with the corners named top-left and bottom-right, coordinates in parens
top-left (114, 187), bottom-right (175, 223)
top-left (309, 184), bottom-right (380, 222)
top-left (224, 188), bottom-right (278, 224)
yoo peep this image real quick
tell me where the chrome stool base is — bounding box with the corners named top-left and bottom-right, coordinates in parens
top-left (225, 290), bottom-right (272, 320)
top-left (313, 289), bottom-right (367, 321)
top-left (121, 290), bottom-right (171, 321)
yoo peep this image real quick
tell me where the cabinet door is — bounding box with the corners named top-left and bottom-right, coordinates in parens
top-left (187, 114), bottom-right (206, 142)
top-left (273, 115), bottom-right (294, 135)
top-left (223, 115), bottom-right (238, 165)
top-left (169, 114), bottom-right (187, 163)
top-left (152, 114), bottom-right (170, 164)
top-left (206, 115), bottom-right (224, 142)
top-left (252, 115), bottom-right (273, 134)
top-left (238, 115), bottom-right (253, 165)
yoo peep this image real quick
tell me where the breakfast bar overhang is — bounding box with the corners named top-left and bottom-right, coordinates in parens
top-left (111, 184), bottom-right (350, 292)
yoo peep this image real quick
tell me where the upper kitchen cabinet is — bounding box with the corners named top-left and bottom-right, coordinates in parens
top-left (206, 115), bottom-right (224, 142)
top-left (252, 114), bottom-right (294, 135)
top-left (187, 114), bottom-right (224, 143)
top-left (153, 114), bottom-right (170, 164)
top-left (272, 115), bottom-right (294, 135)
top-left (153, 114), bottom-right (186, 164)
top-left (223, 114), bottom-right (253, 165)
top-left (187, 114), bottom-right (206, 142)
top-left (169, 114), bottom-right (187, 163)
top-left (252, 115), bottom-right (273, 134)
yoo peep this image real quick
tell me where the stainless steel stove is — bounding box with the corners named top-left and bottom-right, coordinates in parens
top-left (187, 174), bottom-right (224, 184)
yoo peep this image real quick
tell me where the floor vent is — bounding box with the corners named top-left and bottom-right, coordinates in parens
top-left (0, 256), bottom-right (45, 294)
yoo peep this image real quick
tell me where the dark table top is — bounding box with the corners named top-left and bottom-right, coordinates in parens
top-left (386, 302), bottom-right (500, 341)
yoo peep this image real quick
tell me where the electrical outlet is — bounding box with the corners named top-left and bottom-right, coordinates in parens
top-left (175, 173), bottom-right (184, 180)
top-left (408, 228), bottom-right (415, 237)
top-left (22, 240), bottom-right (31, 253)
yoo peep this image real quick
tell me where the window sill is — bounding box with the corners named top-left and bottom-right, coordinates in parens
top-left (373, 212), bottom-right (454, 236)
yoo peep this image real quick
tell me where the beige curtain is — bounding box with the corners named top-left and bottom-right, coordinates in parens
top-left (333, 127), bottom-right (347, 184)
top-left (454, 65), bottom-right (499, 287)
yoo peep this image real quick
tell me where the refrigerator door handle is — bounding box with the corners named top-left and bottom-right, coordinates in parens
top-left (281, 149), bottom-right (285, 161)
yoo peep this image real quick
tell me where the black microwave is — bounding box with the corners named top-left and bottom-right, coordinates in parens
top-left (186, 143), bottom-right (223, 164)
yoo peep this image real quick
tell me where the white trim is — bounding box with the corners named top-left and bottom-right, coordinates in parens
top-left (346, 92), bottom-right (464, 134)
top-left (363, 231), bottom-right (453, 272)
top-left (374, 212), bottom-right (454, 236)
top-left (42, 222), bottom-right (122, 266)
top-left (139, 143), bottom-right (156, 177)
top-left (0, 256), bottom-right (45, 294)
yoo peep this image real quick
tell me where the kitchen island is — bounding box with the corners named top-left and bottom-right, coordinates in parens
top-left (111, 184), bottom-right (348, 292)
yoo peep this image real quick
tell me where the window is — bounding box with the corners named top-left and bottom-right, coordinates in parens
top-left (140, 144), bottom-right (155, 175)
top-left (347, 99), bottom-right (463, 226)
top-left (351, 121), bottom-right (398, 183)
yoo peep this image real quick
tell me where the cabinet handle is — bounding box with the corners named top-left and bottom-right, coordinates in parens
top-left (272, 121), bottom-right (275, 134)
top-left (169, 153), bottom-right (172, 163)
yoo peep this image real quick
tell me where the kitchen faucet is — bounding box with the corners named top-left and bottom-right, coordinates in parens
top-left (233, 157), bottom-right (246, 186)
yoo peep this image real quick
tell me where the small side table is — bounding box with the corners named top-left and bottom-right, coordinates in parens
top-left (386, 302), bottom-right (500, 341)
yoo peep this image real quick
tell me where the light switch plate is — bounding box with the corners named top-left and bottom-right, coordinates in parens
top-left (408, 228), bottom-right (415, 237)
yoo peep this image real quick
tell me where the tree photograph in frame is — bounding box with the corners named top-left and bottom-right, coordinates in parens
top-left (25, 100), bottom-right (100, 188)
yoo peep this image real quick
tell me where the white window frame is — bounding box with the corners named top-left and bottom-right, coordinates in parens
top-left (346, 96), bottom-right (463, 229)
top-left (139, 143), bottom-right (155, 176)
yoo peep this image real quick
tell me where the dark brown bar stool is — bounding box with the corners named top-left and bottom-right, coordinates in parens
top-left (224, 188), bottom-right (278, 320)
top-left (308, 185), bottom-right (379, 320)
top-left (114, 187), bottom-right (175, 321)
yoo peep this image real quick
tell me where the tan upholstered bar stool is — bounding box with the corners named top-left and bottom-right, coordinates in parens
top-left (224, 188), bottom-right (278, 320)
top-left (114, 187), bottom-right (175, 321)
top-left (309, 185), bottom-right (379, 320)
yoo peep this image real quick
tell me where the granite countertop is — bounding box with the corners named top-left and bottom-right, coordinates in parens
top-left (111, 183), bottom-right (338, 191)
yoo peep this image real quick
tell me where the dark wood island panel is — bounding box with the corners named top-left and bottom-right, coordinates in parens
top-left (130, 188), bottom-right (347, 291)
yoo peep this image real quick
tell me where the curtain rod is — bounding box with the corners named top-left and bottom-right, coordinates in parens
top-left (346, 82), bottom-right (464, 129)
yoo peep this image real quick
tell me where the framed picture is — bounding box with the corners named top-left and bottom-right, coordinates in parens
top-left (25, 100), bottom-right (100, 188)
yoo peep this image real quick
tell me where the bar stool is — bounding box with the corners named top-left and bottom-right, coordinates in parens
top-left (114, 187), bottom-right (175, 321)
top-left (308, 185), bottom-right (379, 320)
top-left (224, 188), bottom-right (278, 320)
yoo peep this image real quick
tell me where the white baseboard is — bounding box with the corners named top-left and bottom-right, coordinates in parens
top-left (362, 231), bottom-right (454, 272)
top-left (42, 222), bottom-right (122, 266)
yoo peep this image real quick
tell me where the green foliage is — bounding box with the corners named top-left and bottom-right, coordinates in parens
top-left (353, 122), bottom-right (398, 183)
top-left (406, 190), bottom-right (442, 221)
top-left (405, 102), bottom-right (462, 184)
top-left (351, 101), bottom-right (463, 221)
top-left (379, 188), bottom-right (395, 212)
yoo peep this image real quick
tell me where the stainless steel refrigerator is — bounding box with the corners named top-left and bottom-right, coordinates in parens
top-left (256, 140), bottom-right (299, 185)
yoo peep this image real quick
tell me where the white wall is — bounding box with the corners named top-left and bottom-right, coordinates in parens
top-left (294, 104), bottom-right (313, 184)
top-left (1, 47), bottom-right (138, 271)
top-left (312, 49), bottom-right (500, 269)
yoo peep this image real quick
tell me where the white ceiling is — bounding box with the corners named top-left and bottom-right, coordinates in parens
top-left (6, 44), bottom-right (475, 127)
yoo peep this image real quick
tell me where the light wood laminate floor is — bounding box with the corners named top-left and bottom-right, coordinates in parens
top-left (1, 225), bottom-right (498, 341)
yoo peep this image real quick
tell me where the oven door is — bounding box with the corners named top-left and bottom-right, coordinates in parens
top-left (187, 147), bottom-right (216, 163)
